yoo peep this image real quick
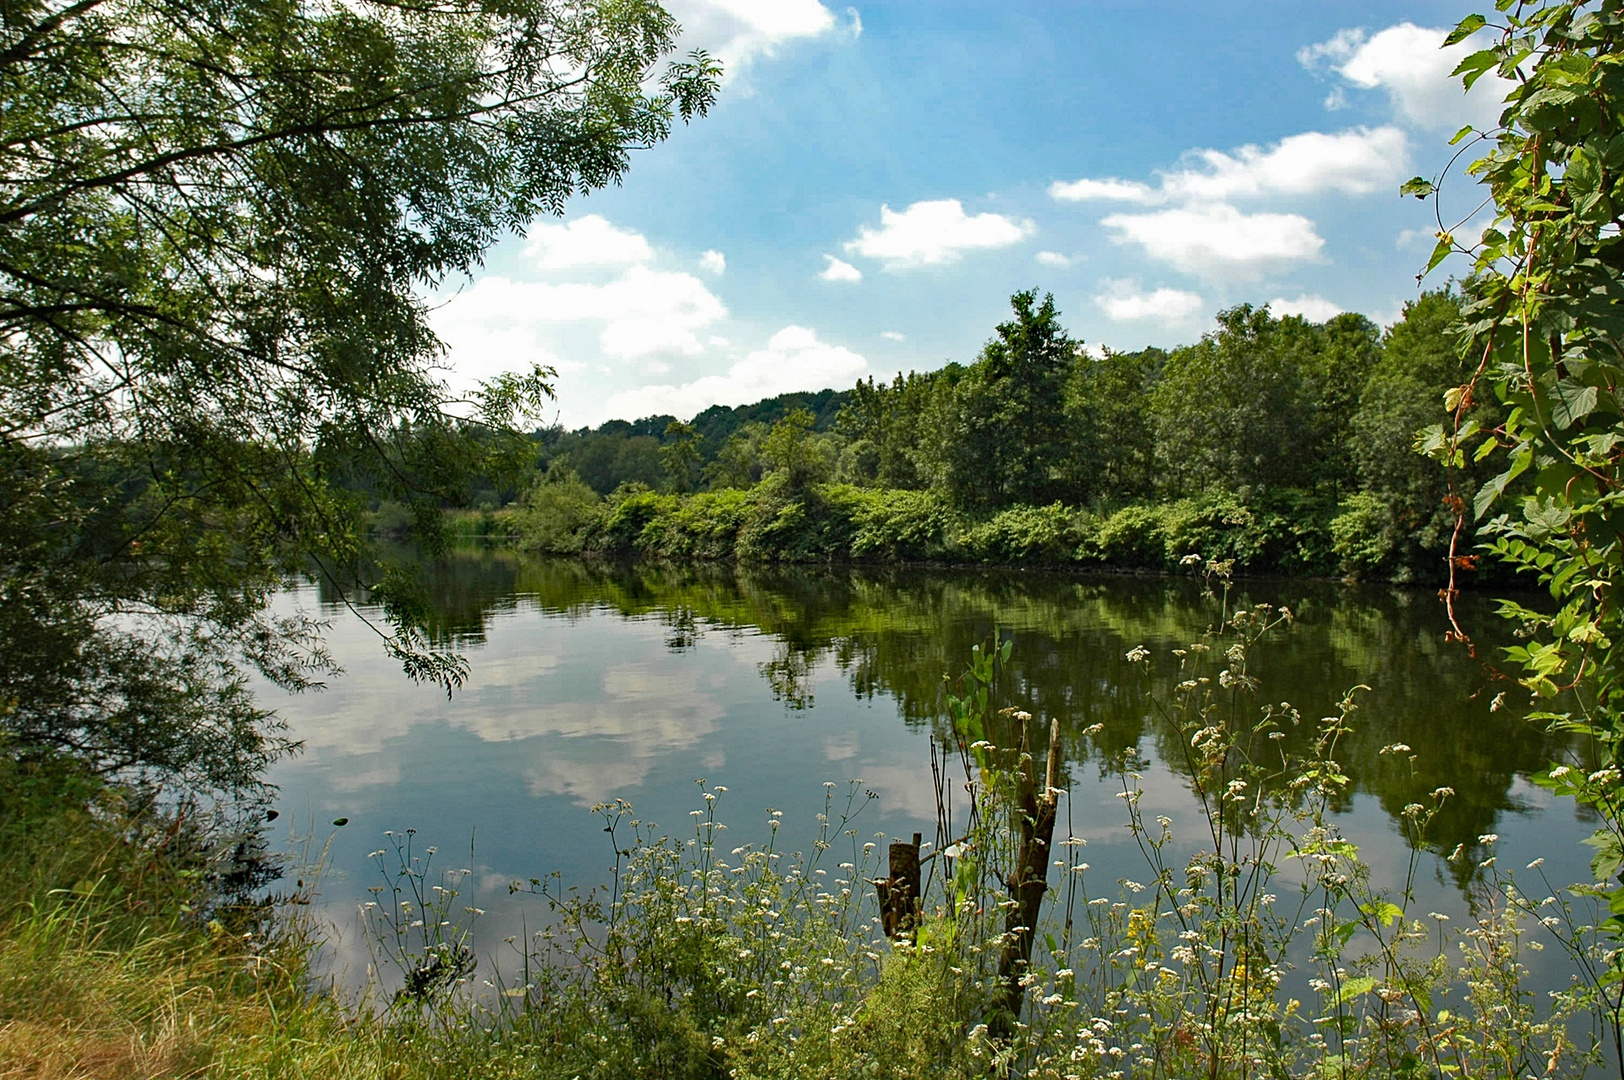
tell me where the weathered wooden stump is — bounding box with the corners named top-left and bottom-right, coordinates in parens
top-left (875, 831), bottom-right (922, 938)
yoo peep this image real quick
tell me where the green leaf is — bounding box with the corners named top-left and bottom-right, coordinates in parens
top-left (1584, 830), bottom-right (1624, 881)
top-left (1360, 900), bottom-right (1404, 927)
top-left (1567, 148), bottom-right (1602, 196)
top-left (1445, 14), bottom-right (1487, 46)
top-left (1605, 133), bottom-right (1624, 171)
top-left (1401, 176), bottom-right (1437, 200)
top-left (1523, 498), bottom-right (1572, 538)
top-left (1425, 233), bottom-right (1455, 276)
top-left (1334, 975), bottom-right (1377, 1006)
top-left (1476, 470), bottom-right (1514, 520)
top-left (1550, 380), bottom-right (1600, 429)
top-left (1452, 48), bottom-right (1499, 88)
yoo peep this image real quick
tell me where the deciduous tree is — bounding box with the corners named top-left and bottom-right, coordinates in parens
top-left (934, 291), bottom-right (1080, 509)
top-left (0, 0), bottom-right (718, 792)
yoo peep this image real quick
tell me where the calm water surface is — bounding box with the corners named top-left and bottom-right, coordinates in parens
top-left (265, 553), bottom-right (1594, 985)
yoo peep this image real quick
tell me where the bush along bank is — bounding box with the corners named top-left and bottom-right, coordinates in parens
top-left (505, 471), bottom-right (1482, 585)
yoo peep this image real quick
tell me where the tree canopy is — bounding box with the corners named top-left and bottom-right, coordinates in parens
top-left (0, 0), bottom-right (717, 793)
top-left (931, 290), bottom-right (1078, 509)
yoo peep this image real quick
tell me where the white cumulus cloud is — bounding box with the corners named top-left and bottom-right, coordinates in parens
top-left (1101, 203), bottom-right (1325, 280)
top-left (819, 254), bottom-right (863, 282)
top-left (1269, 294), bottom-right (1345, 322)
top-left (665, 0), bottom-right (847, 74)
top-left (1161, 127), bottom-right (1409, 201)
top-left (603, 325), bottom-right (868, 420)
top-left (427, 300), bottom-right (573, 399)
top-left (522, 214), bottom-right (654, 270)
top-left (1035, 250), bottom-right (1074, 268)
top-left (699, 249), bottom-right (726, 275)
top-left (880, 330), bottom-right (905, 342)
top-left (1301, 23), bottom-right (1514, 132)
top-left (1051, 128), bottom-right (1407, 208)
top-left (1093, 280), bottom-right (1206, 323)
top-left (436, 265), bottom-right (727, 365)
top-left (845, 199), bottom-right (1034, 269)
top-left (1048, 177), bottom-right (1159, 204)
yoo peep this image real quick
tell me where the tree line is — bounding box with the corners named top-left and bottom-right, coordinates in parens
top-left (500, 287), bottom-right (1493, 584)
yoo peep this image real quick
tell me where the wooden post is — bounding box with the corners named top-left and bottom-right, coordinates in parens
top-left (876, 831), bottom-right (922, 938)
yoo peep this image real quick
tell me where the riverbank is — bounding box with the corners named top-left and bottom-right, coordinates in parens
top-left (432, 477), bottom-right (1493, 587)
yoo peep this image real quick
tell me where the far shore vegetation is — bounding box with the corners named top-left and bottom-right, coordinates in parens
top-left (395, 290), bottom-right (1498, 586)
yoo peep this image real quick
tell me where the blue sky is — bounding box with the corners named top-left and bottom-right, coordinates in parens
top-left (431, 0), bottom-right (1510, 428)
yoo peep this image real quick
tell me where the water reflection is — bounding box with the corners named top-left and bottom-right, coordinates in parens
top-left (320, 552), bottom-right (1568, 861)
top-left (276, 550), bottom-right (1589, 986)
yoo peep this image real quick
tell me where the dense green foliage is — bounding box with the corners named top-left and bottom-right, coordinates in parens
top-left (509, 290), bottom-right (1497, 584)
top-left (931, 290), bottom-right (1079, 508)
top-left (0, 0), bottom-right (717, 791)
top-left (1415, 1), bottom-right (1624, 938)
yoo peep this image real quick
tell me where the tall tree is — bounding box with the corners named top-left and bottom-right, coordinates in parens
top-left (1069, 346), bottom-right (1164, 502)
top-left (0, 0), bottom-right (717, 792)
top-left (759, 407), bottom-right (833, 493)
top-left (659, 420), bottom-right (703, 494)
top-left (1149, 305), bottom-right (1313, 495)
top-left (1303, 312), bottom-right (1383, 493)
top-left (934, 291), bottom-right (1080, 509)
top-left (1346, 291), bottom-right (1480, 573)
top-left (836, 371), bottom-right (945, 489)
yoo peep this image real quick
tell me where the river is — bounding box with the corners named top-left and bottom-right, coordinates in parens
top-left (265, 552), bottom-right (1595, 991)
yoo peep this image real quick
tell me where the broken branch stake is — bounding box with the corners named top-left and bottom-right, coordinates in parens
top-left (989, 715), bottom-right (1062, 1042)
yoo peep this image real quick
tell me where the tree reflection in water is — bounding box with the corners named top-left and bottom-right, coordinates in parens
top-left (317, 547), bottom-right (1568, 892)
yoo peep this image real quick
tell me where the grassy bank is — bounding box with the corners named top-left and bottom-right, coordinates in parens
top-left (0, 756), bottom-right (363, 1078)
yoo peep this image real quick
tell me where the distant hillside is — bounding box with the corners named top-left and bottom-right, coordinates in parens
top-left (688, 388), bottom-right (847, 447)
top-left (535, 387), bottom-right (850, 495)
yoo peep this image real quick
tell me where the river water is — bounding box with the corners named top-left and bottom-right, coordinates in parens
top-left (265, 552), bottom-right (1595, 989)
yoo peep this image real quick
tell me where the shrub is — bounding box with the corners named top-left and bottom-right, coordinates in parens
top-left (1250, 489), bottom-right (1339, 575)
top-left (514, 467), bottom-right (604, 554)
top-left (590, 486), bottom-right (677, 556)
top-left (1087, 493), bottom-right (1339, 576)
top-left (370, 499), bottom-right (417, 539)
top-left (833, 485), bottom-right (955, 563)
top-left (653, 488), bottom-right (753, 560)
top-left (1091, 502), bottom-right (1172, 568)
top-left (957, 503), bottom-right (1085, 565)
top-left (735, 480), bottom-right (814, 562)
top-left (1330, 491), bottom-right (1400, 579)
top-left (1158, 493), bottom-right (1263, 566)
